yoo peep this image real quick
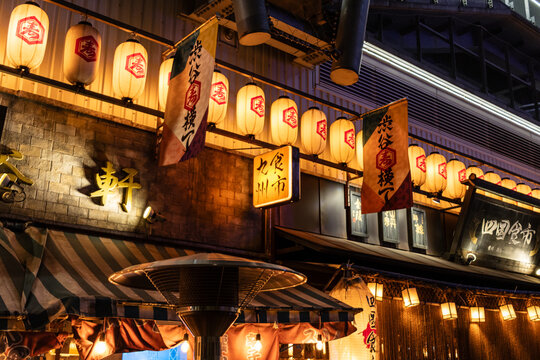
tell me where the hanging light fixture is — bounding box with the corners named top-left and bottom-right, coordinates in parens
top-left (6, 1), bottom-right (49, 71)
top-left (315, 334), bottom-right (324, 351)
top-left (470, 307), bottom-right (485, 323)
top-left (355, 130), bottom-right (364, 171)
top-left (236, 82), bottom-right (265, 137)
top-left (112, 38), bottom-right (148, 101)
top-left (93, 332), bottom-right (107, 355)
top-left (300, 107), bottom-right (327, 156)
top-left (499, 304), bottom-right (517, 321)
top-left (527, 305), bottom-right (540, 321)
top-left (330, 117), bottom-right (356, 165)
top-left (532, 189), bottom-right (540, 213)
top-left (408, 144), bottom-right (426, 187)
top-left (441, 302), bottom-right (458, 320)
top-left (483, 171), bottom-right (502, 200)
top-left (158, 57), bottom-right (174, 110)
top-left (424, 152), bottom-right (447, 194)
top-left (63, 21), bottom-right (101, 86)
top-left (231, 0), bottom-right (271, 46)
top-left (443, 159), bottom-right (466, 199)
top-left (367, 282), bottom-right (383, 301)
top-left (254, 333), bottom-right (262, 351)
top-left (402, 287), bottom-right (420, 308)
top-left (208, 70), bottom-right (229, 127)
top-left (516, 183), bottom-right (533, 210)
top-left (180, 333), bottom-right (190, 353)
top-left (270, 95), bottom-right (298, 145)
top-left (500, 178), bottom-right (518, 205)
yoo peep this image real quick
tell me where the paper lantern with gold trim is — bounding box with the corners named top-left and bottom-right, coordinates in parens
top-left (408, 145), bottom-right (426, 187)
top-left (330, 117), bottom-right (355, 165)
top-left (441, 302), bottom-right (458, 320)
top-left (444, 159), bottom-right (466, 199)
top-left (112, 38), bottom-right (148, 101)
top-left (6, 2), bottom-right (49, 70)
top-left (483, 172), bottom-right (502, 200)
top-left (532, 189), bottom-right (540, 213)
top-left (470, 307), bottom-right (485, 323)
top-left (63, 21), bottom-right (101, 85)
top-left (501, 178), bottom-right (517, 205)
top-left (402, 288), bottom-right (420, 308)
top-left (236, 83), bottom-right (265, 136)
top-left (424, 152), bottom-right (447, 194)
top-left (270, 95), bottom-right (298, 145)
top-left (499, 304), bottom-right (516, 321)
top-left (516, 183), bottom-right (533, 211)
top-left (158, 58), bottom-right (174, 110)
top-left (208, 70), bottom-right (229, 126)
top-left (367, 282), bottom-right (383, 301)
top-left (355, 130), bottom-right (364, 171)
top-left (527, 305), bottom-right (540, 321)
top-left (300, 107), bottom-right (327, 156)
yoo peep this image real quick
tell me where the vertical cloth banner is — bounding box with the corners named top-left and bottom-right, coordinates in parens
top-left (361, 98), bottom-right (412, 213)
top-left (158, 17), bottom-right (218, 166)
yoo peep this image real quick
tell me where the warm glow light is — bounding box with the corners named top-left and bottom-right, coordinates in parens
top-left (355, 130), bottom-right (364, 171)
top-left (527, 305), bottom-right (540, 321)
top-left (208, 70), bottom-right (229, 126)
top-left (254, 334), bottom-right (262, 351)
top-left (142, 206), bottom-right (152, 219)
top-left (367, 282), bottom-right (383, 301)
top-left (531, 189), bottom-right (540, 213)
top-left (443, 159), bottom-right (466, 199)
top-left (236, 83), bottom-right (265, 136)
top-left (516, 183), bottom-right (533, 210)
top-left (112, 38), bottom-right (148, 100)
top-left (424, 152), bottom-right (447, 194)
top-left (270, 96), bottom-right (298, 145)
top-left (6, 2), bottom-right (49, 70)
top-left (329, 117), bottom-right (355, 165)
top-left (180, 333), bottom-right (190, 353)
top-left (402, 287), bottom-right (420, 308)
top-left (316, 335), bottom-right (324, 351)
top-left (253, 146), bottom-right (295, 208)
top-left (158, 58), bottom-right (174, 110)
top-left (63, 21), bottom-right (101, 85)
top-left (465, 166), bottom-right (484, 181)
top-left (483, 172), bottom-right (502, 200)
top-left (536, 268), bottom-right (540, 276)
top-left (500, 178), bottom-right (518, 205)
top-left (300, 107), bottom-right (327, 156)
top-left (93, 339), bottom-right (107, 355)
top-left (441, 302), bottom-right (458, 320)
top-left (470, 307), bottom-right (485, 323)
top-left (408, 144), bottom-right (426, 187)
top-left (287, 344), bottom-right (293, 357)
top-left (499, 304), bottom-right (517, 321)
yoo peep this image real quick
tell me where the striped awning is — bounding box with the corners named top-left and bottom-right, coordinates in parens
top-left (0, 224), bottom-right (358, 330)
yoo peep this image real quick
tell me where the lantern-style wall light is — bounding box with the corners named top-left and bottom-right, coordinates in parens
top-left (470, 307), bottom-right (485, 323)
top-left (6, 1), bottom-right (49, 71)
top-left (300, 107), bottom-right (327, 156)
top-left (112, 38), bottom-right (148, 101)
top-left (367, 282), bottom-right (383, 301)
top-left (516, 183), bottom-right (533, 211)
top-left (330, 117), bottom-right (356, 165)
top-left (408, 145), bottom-right (426, 187)
top-left (441, 302), bottom-right (458, 320)
top-left (236, 83), bottom-right (265, 137)
top-left (424, 152), bottom-right (447, 194)
top-left (444, 159), bottom-right (466, 199)
top-left (402, 287), bottom-right (420, 308)
top-left (63, 21), bottom-right (101, 86)
top-left (355, 131), bottom-right (364, 171)
top-left (527, 305), bottom-right (540, 321)
top-left (532, 189), bottom-right (540, 213)
top-left (483, 171), bottom-right (502, 200)
top-left (208, 70), bottom-right (229, 127)
top-left (157, 58), bottom-right (174, 110)
top-left (499, 304), bottom-right (517, 321)
top-left (500, 178), bottom-right (517, 205)
top-left (270, 95), bottom-right (298, 145)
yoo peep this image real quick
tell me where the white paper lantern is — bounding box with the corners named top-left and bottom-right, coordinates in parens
top-left (112, 38), bottom-right (148, 101)
top-left (532, 189), bottom-right (540, 213)
top-left (355, 130), bottom-right (364, 171)
top-left (466, 166), bottom-right (484, 181)
top-left (63, 21), bottom-right (101, 85)
top-left (424, 152), bottom-right (447, 194)
top-left (501, 178), bottom-right (517, 205)
top-left (470, 307), bottom-right (485, 323)
top-left (516, 183), bottom-right (533, 210)
top-left (158, 58), bottom-right (174, 110)
top-left (408, 145), bottom-right (426, 187)
top-left (499, 304), bottom-right (516, 321)
top-left (444, 159), bottom-right (466, 199)
top-left (441, 302), bottom-right (458, 320)
top-left (402, 287), bottom-right (420, 308)
top-left (208, 70), bottom-right (229, 126)
top-left (236, 83), bottom-right (265, 136)
top-left (270, 95), bottom-right (298, 145)
top-left (300, 107), bottom-right (327, 156)
top-left (483, 172), bottom-right (502, 200)
top-left (6, 2), bottom-right (49, 70)
top-left (330, 117), bottom-right (355, 165)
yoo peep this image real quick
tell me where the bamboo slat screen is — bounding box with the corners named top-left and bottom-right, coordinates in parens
top-left (377, 299), bottom-right (540, 360)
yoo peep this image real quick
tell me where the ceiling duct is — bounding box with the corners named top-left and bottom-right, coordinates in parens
top-left (330, 0), bottom-right (370, 86)
top-left (232, 0), bottom-right (271, 46)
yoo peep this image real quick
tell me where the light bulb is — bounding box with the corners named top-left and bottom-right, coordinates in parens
top-left (93, 339), bottom-right (107, 355)
top-left (254, 334), bottom-right (262, 351)
top-left (316, 334), bottom-right (323, 351)
top-left (181, 341), bottom-right (189, 353)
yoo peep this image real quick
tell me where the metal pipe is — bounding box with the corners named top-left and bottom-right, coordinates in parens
top-left (231, 0), bottom-right (271, 46)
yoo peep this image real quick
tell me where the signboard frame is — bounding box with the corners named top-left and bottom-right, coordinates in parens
top-left (349, 189), bottom-right (368, 238)
top-left (407, 207), bottom-right (428, 250)
top-left (379, 209), bottom-right (399, 244)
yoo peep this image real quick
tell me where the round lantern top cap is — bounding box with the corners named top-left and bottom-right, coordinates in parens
top-left (213, 69), bottom-right (222, 73)
top-left (77, 20), bottom-right (93, 26)
top-left (25, 1), bottom-right (40, 7)
top-left (126, 38), bottom-right (141, 44)
top-left (409, 143), bottom-right (419, 147)
top-left (308, 106), bottom-right (320, 110)
top-left (109, 252), bottom-right (307, 292)
top-left (278, 95), bottom-right (290, 99)
top-left (245, 82), bottom-right (258, 86)
top-left (429, 151), bottom-right (440, 155)
top-left (335, 116), bottom-right (348, 120)
top-left (484, 171), bottom-right (495, 174)
top-left (447, 159), bottom-right (460, 163)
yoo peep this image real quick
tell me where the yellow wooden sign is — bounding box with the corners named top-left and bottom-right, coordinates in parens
top-left (253, 145), bottom-right (300, 208)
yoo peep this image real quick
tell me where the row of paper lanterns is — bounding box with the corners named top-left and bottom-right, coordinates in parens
top-left (370, 283), bottom-right (540, 322)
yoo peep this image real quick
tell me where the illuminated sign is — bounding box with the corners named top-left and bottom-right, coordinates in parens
top-left (253, 146), bottom-right (300, 208)
top-left (90, 161), bottom-right (141, 212)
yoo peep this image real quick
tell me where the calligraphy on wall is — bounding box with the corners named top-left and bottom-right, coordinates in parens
top-left (409, 208), bottom-right (427, 249)
top-left (381, 210), bottom-right (399, 243)
top-left (350, 190), bottom-right (368, 237)
top-left (90, 161), bottom-right (141, 212)
top-left (252, 146), bottom-right (300, 208)
top-left (0, 147), bottom-right (33, 202)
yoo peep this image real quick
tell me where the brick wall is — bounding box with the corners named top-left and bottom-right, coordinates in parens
top-left (0, 92), bottom-right (263, 252)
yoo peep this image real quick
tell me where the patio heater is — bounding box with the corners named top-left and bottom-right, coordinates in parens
top-left (109, 253), bottom-right (306, 360)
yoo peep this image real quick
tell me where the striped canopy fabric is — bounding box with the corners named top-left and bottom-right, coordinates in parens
top-left (0, 224), bottom-right (357, 330)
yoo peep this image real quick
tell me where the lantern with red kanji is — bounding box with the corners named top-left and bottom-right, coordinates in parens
top-left (483, 171), bottom-right (502, 200)
top-left (63, 21), bottom-right (101, 85)
top-left (208, 70), bottom-right (229, 126)
top-left (516, 183), bottom-right (533, 210)
top-left (408, 145), bottom-right (426, 187)
top-left (236, 83), bottom-right (265, 137)
top-left (501, 178), bottom-right (518, 205)
top-left (270, 95), bottom-right (298, 145)
top-left (444, 159), bottom-right (466, 199)
top-left (424, 152), bottom-right (447, 194)
top-left (329, 117), bottom-right (355, 165)
top-left (300, 107), bottom-right (327, 156)
top-left (158, 58), bottom-right (174, 110)
top-left (112, 38), bottom-right (148, 101)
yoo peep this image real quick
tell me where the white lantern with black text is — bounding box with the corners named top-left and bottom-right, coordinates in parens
top-left (6, 2), bottom-right (49, 70)
top-left (63, 21), bottom-right (101, 85)
top-left (158, 58), bottom-right (174, 109)
top-left (330, 117), bottom-right (355, 165)
top-left (208, 70), bottom-right (229, 126)
top-left (444, 160), bottom-right (466, 199)
top-left (300, 107), bottom-right (327, 156)
top-left (112, 38), bottom-right (148, 101)
top-left (408, 145), bottom-right (426, 187)
top-left (424, 152), bottom-right (447, 194)
top-left (236, 83), bottom-right (265, 137)
top-left (270, 96), bottom-right (298, 145)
